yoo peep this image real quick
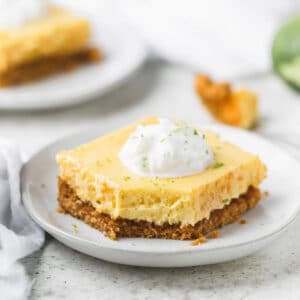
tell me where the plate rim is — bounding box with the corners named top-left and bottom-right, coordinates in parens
top-left (21, 124), bottom-right (300, 255)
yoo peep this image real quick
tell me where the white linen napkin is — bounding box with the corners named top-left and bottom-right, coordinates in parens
top-left (0, 140), bottom-right (44, 300)
top-left (115, 0), bottom-right (299, 79)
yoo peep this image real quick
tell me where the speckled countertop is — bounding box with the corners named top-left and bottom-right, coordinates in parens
top-left (2, 62), bottom-right (299, 299)
top-left (23, 218), bottom-right (300, 300)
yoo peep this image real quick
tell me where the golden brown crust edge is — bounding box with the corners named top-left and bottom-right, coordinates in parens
top-left (0, 47), bottom-right (102, 87)
top-left (57, 177), bottom-right (261, 240)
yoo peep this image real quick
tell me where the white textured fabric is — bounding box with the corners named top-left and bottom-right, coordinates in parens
top-left (0, 140), bottom-right (44, 300)
top-left (115, 0), bottom-right (299, 79)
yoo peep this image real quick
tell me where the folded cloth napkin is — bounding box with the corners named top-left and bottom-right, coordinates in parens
top-left (0, 140), bottom-right (44, 300)
top-left (115, 0), bottom-right (300, 79)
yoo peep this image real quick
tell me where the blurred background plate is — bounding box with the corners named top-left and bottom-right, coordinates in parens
top-left (0, 11), bottom-right (148, 110)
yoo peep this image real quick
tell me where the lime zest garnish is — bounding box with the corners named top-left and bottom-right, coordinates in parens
top-left (213, 161), bottom-right (224, 169)
top-left (123, 176), bottom-right (131, 181)
top-left (96, 160), bottom-right (102, 167)
top-left (142, 156), bottom-right (148, 169)
top-left (222, 199), bottom-right (230, 205)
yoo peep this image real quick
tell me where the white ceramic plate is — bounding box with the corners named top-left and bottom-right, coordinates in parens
top-left (22, 124), bottom-right (300, 267)
top-left (0, 19), bottom-right (147, 110)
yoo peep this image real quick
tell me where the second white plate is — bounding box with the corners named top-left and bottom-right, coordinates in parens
top-left (0, 17), bottom-right (147, 110)
top-left (22, 124), bottom-right (300, 267)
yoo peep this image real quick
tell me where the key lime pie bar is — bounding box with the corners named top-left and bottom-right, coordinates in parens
top-left (0, 0), bottom-right (102, 86)
top-left (56, 117), bottom-right (267, 240)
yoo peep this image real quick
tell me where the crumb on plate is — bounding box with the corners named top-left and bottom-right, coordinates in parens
top-left (207, 230), bottom-right (220, 239)
top-left (56, 207), bottom-right (65, 214)
top-left (72, 224), bottom-right (79, 233)
top-left (190, 236), bottom-right (207, 246)
top-left (239, 219), bottom-right (247, 225)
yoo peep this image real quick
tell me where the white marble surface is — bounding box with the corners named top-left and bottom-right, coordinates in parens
top-left (2, 61), bottom-right (299, 299)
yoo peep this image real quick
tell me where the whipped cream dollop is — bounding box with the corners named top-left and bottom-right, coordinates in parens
top-left (119, 118), bottom-right (214, 178)
top-left (0, 0), bottom-right (48, 29)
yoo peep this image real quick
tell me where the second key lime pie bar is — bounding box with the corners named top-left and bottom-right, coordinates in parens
top-left (0, 1), bottom-right (102, 86)
top-left (56, 117), bottom-right (267, 240)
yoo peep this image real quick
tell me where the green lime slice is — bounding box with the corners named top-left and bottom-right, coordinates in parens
top-left (272, 16), bottom-right (300, 90)
top-left (277, 57), bottom-right (300, 89)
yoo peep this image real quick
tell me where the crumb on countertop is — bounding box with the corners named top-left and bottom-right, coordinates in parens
top-left (194, 74), bottom-right (258, 129)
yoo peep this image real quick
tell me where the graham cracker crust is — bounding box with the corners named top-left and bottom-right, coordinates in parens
top-left (58, 177), bottom-right (261, 240)
top-left (0, 47), bottom-right (102, 87)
